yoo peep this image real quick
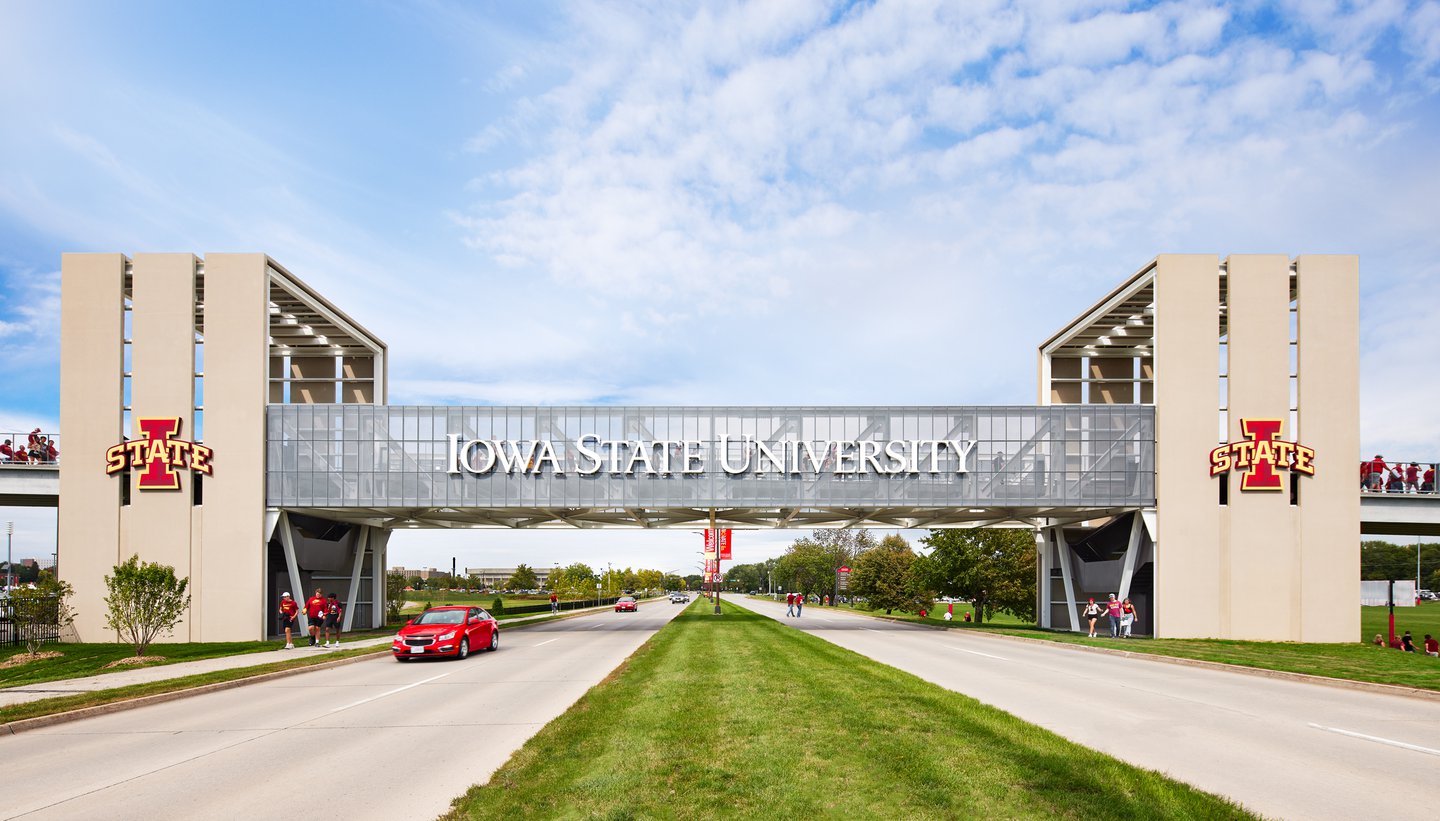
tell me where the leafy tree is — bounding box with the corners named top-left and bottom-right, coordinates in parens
top-left (851, 534), bottom-right (930, 614)
top-left (775, 529), bottom-right (876, 597)
top-left (661, 573), bottom-right (683, 591)
top-left (636, 569), bottom-right (664, 592)
top-left (917, 528), bottom-right (1036, 623)
top-left (385, 573), bottom-right (407, 621)
top-left (723, 562), bottom-right (765, 592)
top-left (103, 554), bottom-right (192, 656)
top-left (1361, 540), bottom-right (1440, 583)
top-left (506, 564), bottom-right (539, 590)
top-left (683, 574), bottom-right (702, 590)
top-left (10, 570), bottom-right (77, 655)
top-left (405, 575), bottom-right (424, 590)
top-left (550, 563), bottom-right (597, 596)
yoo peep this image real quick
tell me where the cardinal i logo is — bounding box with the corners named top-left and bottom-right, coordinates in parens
top-left (104, 417), bottom-right (214, 490)
top-left (1208, 418), bottom-right (1314, 491)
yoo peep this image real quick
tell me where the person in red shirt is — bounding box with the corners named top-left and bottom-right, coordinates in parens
top-left (1365, 455), bottom-right (1387, 491)
top-left (549, 591), bottom-right (559, 614)
top-left (322, 593), bottom-right (343, 647)
top-left (305, 589), bottom-right (327, 647)
top-left (277, 592), bottom-right (300, 649)
top-left (0, 440), bottom-right (14, 462)
top-left (1404, 463), bottom-right (1420, 493)
top-left (1423, 465), bottom-right (1436, 494)
top-left (1424, 634), bottom-right (1438, 657)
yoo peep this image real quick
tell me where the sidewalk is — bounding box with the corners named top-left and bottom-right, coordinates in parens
top-left (0, 606), bottom-right (603, 708)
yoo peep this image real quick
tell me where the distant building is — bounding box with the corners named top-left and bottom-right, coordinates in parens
top-left (389, 566), bottom-right (441, 580)
top-left (464, 567), bottom-right (553, 589)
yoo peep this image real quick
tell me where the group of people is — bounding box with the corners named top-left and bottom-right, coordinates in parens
top-left (0, 430), bottom-right (58, 464)
top-left (1372, 630), bottom-right (1440, 656)
top-left (784, 591), bottom-right (806, 617)
top-left (276, 589), bottom-right (344, 648)
top-left (1082, 593), bottom-right (1137, 638)
top-left (1360, 456), bottom-right (1435, 493)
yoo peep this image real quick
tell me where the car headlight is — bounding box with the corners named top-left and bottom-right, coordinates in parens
top-left (437, 631), bottom-right (456, 641)
top-left (393, 633), bottom-right (406, 642)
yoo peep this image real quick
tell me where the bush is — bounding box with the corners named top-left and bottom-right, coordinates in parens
top-left (491, 596), bottom-right (505, 615)
top-left (103, 555), bottom-right (191, 656)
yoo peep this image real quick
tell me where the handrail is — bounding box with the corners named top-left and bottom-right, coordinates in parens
top-left (1359, 459), bottom-right (1435, 493)
top-left (0, 432), bottom-right (59, 466)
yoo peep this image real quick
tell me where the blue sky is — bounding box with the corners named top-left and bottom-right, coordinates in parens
top-left (2, 1), bottom-right (1437, 569)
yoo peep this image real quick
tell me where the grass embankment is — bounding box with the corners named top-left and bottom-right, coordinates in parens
top-left (0, 625), bottom-right (405, 689)
top-left (796, 600), bottom-right (1440, 693)
top-left (0, 643), bottom-right (391, 726)
top-left (444, 599), bottom-right (1251, 820)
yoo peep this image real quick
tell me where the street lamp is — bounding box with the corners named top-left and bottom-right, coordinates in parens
top-left (5, 521), bottom-right (12, 591)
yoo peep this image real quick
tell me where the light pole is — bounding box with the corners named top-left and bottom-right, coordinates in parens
top-left (5, 521), bottom-right (12, 590)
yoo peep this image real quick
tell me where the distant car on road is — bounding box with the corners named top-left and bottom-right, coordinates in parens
top-left (392, 605), bottom-right (498, 661)
top-left (615, 596), bottom-right (638, 612)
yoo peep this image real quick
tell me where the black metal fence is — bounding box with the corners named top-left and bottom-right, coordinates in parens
top-left (498, 596), bottom-right (624, 616)
top-left (0, 594), bottom-right (62, 647)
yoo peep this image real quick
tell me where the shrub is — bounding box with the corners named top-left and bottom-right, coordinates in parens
top-left (103, 555), bottom-right (191, 656)
top-left (491, 596), bottom-right (505, 615)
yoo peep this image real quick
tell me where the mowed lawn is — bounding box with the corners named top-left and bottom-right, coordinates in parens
top-left (794, 600), bottom-right (1440, 692)
top-left (444, 600), bottom-right (1251, 820)
top-left (0, 642), bottom-right (279, 689)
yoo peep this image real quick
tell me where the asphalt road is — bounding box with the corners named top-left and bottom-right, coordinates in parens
top-left (0, 600), bottom-right (688, 821)
top-left (748, 597), bottom-right (1439, 820)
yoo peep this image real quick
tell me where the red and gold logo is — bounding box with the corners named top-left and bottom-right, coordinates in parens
top-left (104, 417), bottom-right (214, 490)
top-left (1208, 418), bottom-right (1314, 491)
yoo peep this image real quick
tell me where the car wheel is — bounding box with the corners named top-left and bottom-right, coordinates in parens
top-left (488, 630), bottom-right (499, 652)
top-left (457, 637), bottom-right (469, 660)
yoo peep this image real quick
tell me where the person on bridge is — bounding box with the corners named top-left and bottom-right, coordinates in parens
top-left (306, 589), bottom-right (326, 646)
top-left (1106, 594), bottom-right (1123, 637)
top-left (1082, 598), bottom-right (1102, 637)
top-left (1423, 465), bottom-right (1436, 493)
top-left (786, 592), bottom-right (795, 617)
top-left (1364, 455), bottom-right (1387, 491)
top-left (277, 592), bottom-right (299, 649)
top-left (1404, 463), bottom-right (1421, 493)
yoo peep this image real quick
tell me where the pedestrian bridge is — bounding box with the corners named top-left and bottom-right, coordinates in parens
top-left (0, 466), bottom-right (58, 507)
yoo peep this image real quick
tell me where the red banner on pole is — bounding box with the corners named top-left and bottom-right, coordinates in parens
top-left (704, 528), bottom-right (733, 560)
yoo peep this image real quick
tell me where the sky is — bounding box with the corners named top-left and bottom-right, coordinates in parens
top-left (1, 0), bottom-right (1437, 571)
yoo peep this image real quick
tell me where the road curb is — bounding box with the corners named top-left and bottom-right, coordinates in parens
top-left (0, 609), bottom-right (612, 737)
top-left (0, 647), bottom-right (391, 736)
top-left (751, 599), bottom-right (1440, 704)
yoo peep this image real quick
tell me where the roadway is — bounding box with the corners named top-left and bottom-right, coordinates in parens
top-left (746, 596), bottom-right (1439, 820)
top-left (0, 600), bottom-right (687, 821)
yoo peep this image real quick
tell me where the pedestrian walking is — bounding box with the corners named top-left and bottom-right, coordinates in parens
top-left (1105, 594), bottom-right (1123, 637)
top-left (1121, 598), bottom-right (1137, 638)
top-left (323, 593), bottom-right (343, 647)
top-left (1082, 598), bottom-right (1103, 637)
top-left (795, 593), bottom-right (804, 617)
top-left (786, 591), bottom-right (795, 617)
top-left (550, 591), bottom-right (559, 614)
top-left (305, 589), bottom-right (326, 646)
top-left (277, 592), bottom-right (299, 649)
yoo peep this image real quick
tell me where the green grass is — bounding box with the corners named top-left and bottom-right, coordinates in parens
top-left (443, 599), bottom-right (1252, 821)
top-left (0, 643), bottom-right (392, 726)
top-left (787, 599), bottom-right (1440, 692)
top-left (0, 624), bottom-right (406, 689)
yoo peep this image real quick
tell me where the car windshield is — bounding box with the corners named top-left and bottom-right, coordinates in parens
top-left (619, 596), bottom-right (636, 602)
top-left (414, 609), bottom-right (466, 625)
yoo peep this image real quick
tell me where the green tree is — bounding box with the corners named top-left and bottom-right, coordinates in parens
top-left (1361, 540), bottom-right (1440, 583)
top-left (103, 554), bottom-right (192, 656)
top-left (506, 564), bottom-right (539, 590)
top-left (723, 562), bottom-right (764, 592)
top-left (661, 573), bottom-right (683, 591)
top-left (10, 570), bottom-right (77, 655)
top-left (385, 573), bottom-right (407, 621)
top-left (775, 529), bottom-right (876, 597)
top-left (851, 534), bottom-right (930, 614)
top-left (551, 563), bottom-right (597, 596)
top-left (918, 528), bottom-right (1036, 624)
top-left (682, 574), bottom-right (702, 590)
top-left (636, 568), bottom-right (664, 592)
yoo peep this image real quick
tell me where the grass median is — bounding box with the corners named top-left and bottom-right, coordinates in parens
top-left (444, 599), bottom-right (1251, 820)
top-left (780, 599), bottom-right (1440, 693)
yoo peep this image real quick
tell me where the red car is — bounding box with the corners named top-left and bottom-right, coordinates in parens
top-left (392, 606), bottom-right (498, 661)
top-left (615, 596), bottom-right (638, 612)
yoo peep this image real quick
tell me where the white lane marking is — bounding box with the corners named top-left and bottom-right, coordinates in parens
top-left (1308, 723), bottom-right (1440, 757)
top-left (328, 671), bottom-right (453, 714)
top-left (533, 638), bottom-right (561, 647)
top-left (948, 645), bottom-right (1008, 661)
top-left (857, 627), bottom-right (874, 631)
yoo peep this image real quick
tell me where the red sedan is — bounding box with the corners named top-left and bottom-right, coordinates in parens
top-left (392, 606), bottom-right (498, 661)
top-left (615, 596), bottom-right (638, 612)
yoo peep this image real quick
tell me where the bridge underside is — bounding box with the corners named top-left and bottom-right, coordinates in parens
top-left (284, 504), bottom-right (1143, 530)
